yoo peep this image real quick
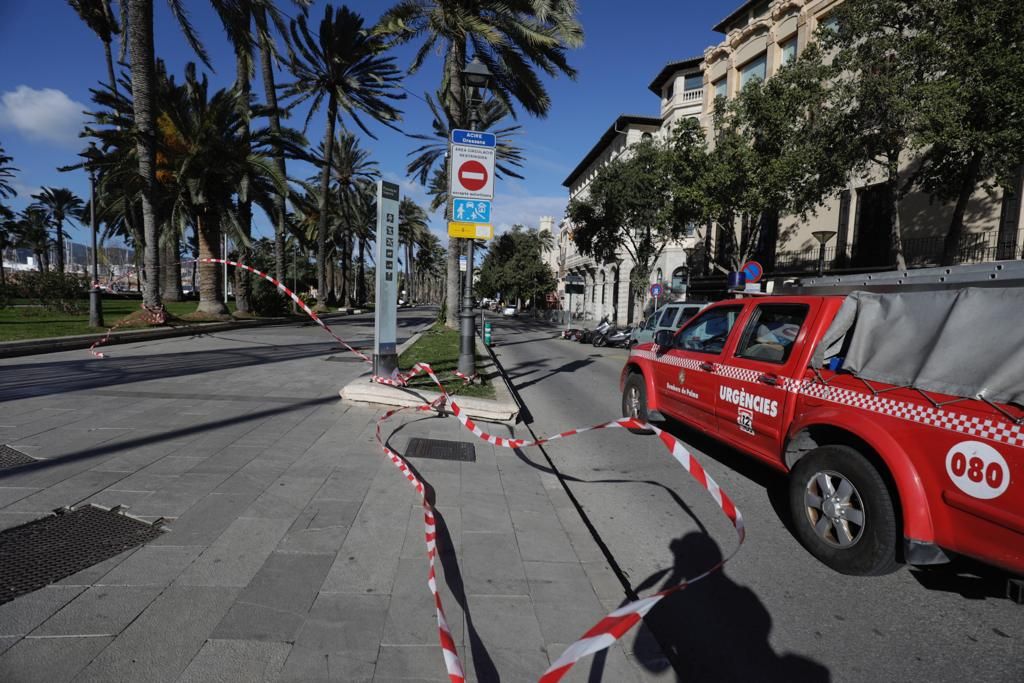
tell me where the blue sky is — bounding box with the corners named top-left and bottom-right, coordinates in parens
top-left (0, 1), bottom-right (729, 246)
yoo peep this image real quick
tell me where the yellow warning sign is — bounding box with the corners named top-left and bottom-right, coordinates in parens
top-left (447, 222), bottom-right (494, 240)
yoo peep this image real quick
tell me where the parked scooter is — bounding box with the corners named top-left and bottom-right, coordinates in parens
top-left (579, 316), bottom-right (611, 344)
top-left (593, 323), bottom-right (634, 348)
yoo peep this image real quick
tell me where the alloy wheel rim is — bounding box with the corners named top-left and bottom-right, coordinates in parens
top-left (627, 386), bottom-right (641, 417)
top-left (803, 469), bottom-right (866, 548)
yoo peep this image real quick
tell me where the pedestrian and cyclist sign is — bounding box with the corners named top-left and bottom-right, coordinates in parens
top-left (453, 199), bottom-right (490, 223)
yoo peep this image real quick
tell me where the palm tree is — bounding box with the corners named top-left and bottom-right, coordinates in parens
top-left (0, 141), bottom-right (17, 201)
top-left (377, 0), bottom-right (583, 326)
top-left (32, 188), bottom-right (84, 274)
top-left (14, 207), bottom-right (52, 272)
top-left (159, 64), bottom-right (286, 315)
top-left (124, 0), bottom-right (210, 309)
top-left (398, 196), bottom-right (428, 302)
top-left (326, 131), bottom-right (379, 304)
top-left (67, 0), bottom-right (121, 93)
top-left (0, 209), bottom-right (18, 286)
top-left (281, 4), bottom-right (403, 310)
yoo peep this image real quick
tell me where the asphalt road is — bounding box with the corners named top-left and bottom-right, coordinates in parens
top-left (487, 314), bottom-right (1023, 683)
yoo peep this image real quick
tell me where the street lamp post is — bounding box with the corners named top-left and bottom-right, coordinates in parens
top-left (457, 56), bottom-right (493, 379)
top-left (80, 143), bottom-right (104, 328)
top-left (812, 230), bottom-right (838, 277)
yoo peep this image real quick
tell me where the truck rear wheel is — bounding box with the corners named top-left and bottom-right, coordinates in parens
top-left (621, 373), bottom-right (653, 434)
top-left (788, 445), bottom-right (901, 576)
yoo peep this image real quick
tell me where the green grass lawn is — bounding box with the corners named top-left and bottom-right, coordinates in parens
top-left (0, 299), bottom-right (238, 342)
top-left (397, 323), bottom-right (496, 399)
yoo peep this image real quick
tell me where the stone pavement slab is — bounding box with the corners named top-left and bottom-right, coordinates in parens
top-left (0, 315), bottom-right (661, 682)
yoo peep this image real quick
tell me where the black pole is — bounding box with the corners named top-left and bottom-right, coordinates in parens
top-left (817, 242), bottom-right (827, 277)
top-left (88, 157), bottom-right (104, 328)
top-left (457, 101), bottom-right (482, 378)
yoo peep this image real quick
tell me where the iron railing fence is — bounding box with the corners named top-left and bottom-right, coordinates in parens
top-left (772, 230), bottom-right (1022, 275)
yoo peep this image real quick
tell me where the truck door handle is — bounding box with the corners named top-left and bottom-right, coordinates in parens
top-left (759, 374), bottom-right (779, 386)
top-left (699, 362), bottom-right (715, 372)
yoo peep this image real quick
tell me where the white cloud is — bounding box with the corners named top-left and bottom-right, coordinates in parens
top-left (0, 86), bottom-right (87, 148)
top-left (12, 180), bottom-right (42, 199)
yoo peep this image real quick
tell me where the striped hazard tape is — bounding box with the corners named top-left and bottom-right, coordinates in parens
top-left (89, 259), bottom-right (745, 681)
top-left (379, 362), bottom-right (745, 683)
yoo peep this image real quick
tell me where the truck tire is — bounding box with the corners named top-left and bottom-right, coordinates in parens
top-left (621, 373), bottom-right (653, 434)
top-left (788, 445), bottom-right (901, 576)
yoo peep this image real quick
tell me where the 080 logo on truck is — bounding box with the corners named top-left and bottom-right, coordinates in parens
top-left (945, 441), bottom-right (1010, 500)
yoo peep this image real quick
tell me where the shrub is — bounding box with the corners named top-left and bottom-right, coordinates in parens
top-left (14, 271), bottom-right (89, 313)
top-left (251, 279), bottom-right (291, 317)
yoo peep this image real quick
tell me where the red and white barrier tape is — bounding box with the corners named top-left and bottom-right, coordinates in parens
top-left (89, 259), bottom-right (745, 681)
top-left (88, 303), bottom-right (167, 358)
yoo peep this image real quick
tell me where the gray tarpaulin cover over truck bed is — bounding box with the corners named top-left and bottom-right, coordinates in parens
top-left (813, 288), bottom-right (1024, 407)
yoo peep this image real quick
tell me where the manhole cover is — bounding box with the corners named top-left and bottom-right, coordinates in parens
top-left (0, 505), bottom-right (166, 605)
top-left (405, 438), bottom-right (476, 462)
top-left (0, 445), bottom-right (35, 469)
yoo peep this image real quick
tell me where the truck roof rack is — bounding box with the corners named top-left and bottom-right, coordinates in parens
top-left (778, 260), bottom-right (1024, 295)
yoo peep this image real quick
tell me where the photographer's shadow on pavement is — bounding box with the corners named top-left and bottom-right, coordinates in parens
top-left (593, 533), bottom-right (830, 683)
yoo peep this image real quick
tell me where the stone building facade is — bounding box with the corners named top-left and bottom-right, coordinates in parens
top-left (550, 0), bottom-right (1024, 325)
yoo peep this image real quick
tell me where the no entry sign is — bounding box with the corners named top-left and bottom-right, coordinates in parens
top-left (449, 143), bottom-right (495, 200)
top-left (458, 160), bottom-right (488, 191)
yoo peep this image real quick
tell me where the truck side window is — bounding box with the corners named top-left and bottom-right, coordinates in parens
top-left (644, 313), bottom-right (658, 330)
top-left (734, 304), bottom-right (809, 364)
top-left (674, 306), bottom-right (743, 354)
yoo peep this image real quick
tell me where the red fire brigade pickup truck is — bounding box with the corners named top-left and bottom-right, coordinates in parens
top-left (620, 291), bottom-right (1023, 577)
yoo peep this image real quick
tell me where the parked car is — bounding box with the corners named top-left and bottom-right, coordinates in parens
top-left (621, 292), bottom-right (1024, 577)
top-left (501, 305), bottom-right (517, 317)
top-left (630, 302), bottom-right (707, 345)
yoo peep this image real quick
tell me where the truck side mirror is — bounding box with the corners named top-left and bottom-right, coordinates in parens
top-left (654, 329), bottom-right (674, 348)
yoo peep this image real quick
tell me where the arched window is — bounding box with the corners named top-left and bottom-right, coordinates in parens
top-left (655, 268), bottom-right (663, 284)
top-left (600, 272), bottom-right (606, 304)
top-left (671, 266), bottom-right (688, 292)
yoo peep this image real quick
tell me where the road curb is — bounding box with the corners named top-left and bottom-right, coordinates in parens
top-left (0, 309), bottom-right (366, 359)
top-left (340, 330), bottom-right (519, 422)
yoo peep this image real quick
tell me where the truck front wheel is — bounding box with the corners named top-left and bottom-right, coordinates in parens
top-left (621, 373), bottom-right (653, 434)
top-left (788, 445), bottom-right (901, 576)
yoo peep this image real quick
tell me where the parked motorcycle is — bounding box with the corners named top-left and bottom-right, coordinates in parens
top-left (579, 317), bottom-right (611, 344)
top-left (593, 324), bottom-right (634, 348)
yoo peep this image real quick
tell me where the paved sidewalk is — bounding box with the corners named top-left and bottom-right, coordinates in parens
top-left (0, 315), bottom-right (657, 682)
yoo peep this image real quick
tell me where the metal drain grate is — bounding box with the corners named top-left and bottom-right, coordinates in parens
top-left (0, 444), bottom-right (35, 469)
top-left (405, 438), bottom-right (476, 462)
top-left (0, 505), bottom-right (166, 605)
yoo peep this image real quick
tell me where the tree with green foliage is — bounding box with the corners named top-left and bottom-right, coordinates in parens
top-left (476, 225), bottom-right (555, 309)
top-left (703, 43), bottom-right (845, 271)
top-left (566, 121), bottom-right (705, 319)
top-left (377, 0), bottom-right (583, 328)
top-left (31, 188), bottom-right (84, 275)
top-left (282, 4), bottom-right (403, 310)
top-left (818, 0), bottom-right (945, 270)
top-left (900, 1), bottom-right (1024, 265)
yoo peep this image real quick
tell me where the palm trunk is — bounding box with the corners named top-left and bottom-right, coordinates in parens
top-left (315, 96), bottom-right (338, 310)
top-left (233, 32), bottom-right (253, 314)
top-left (258, 25), bottom-right (287, 281)
top-left (196, 214), bottom-right (229, 316)
top-left (942, 151), bottom-right (983, 267)
top-left (104, 40), bottom-right (118, 94)
top-left (127, 0), bottom-right (162, 309)
top-left (161, 232), bottom-right (182, 300)
top-left (357, 235), bottom-right (366, 305)
top-left (406, 243), bottom-right (414, 301)
top-left (339, 231), bottom-right (350, 306)
top-left (54, 220), bottom-right (65, 273)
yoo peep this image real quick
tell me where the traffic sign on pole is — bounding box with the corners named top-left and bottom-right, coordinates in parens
top-left (451, 129), bottom-right (496, 147)
top-left (453, 198), bottom-right (491, 224)
top-left (448, 222), bottom-right (494, 240)
top-left (650, 283), bottom-right (663, 298)
top-left (449, 144), bottom-right (495, 200)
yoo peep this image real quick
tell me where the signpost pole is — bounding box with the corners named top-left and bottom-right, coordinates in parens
top-left (373, 180), bottom-right (401, 379)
